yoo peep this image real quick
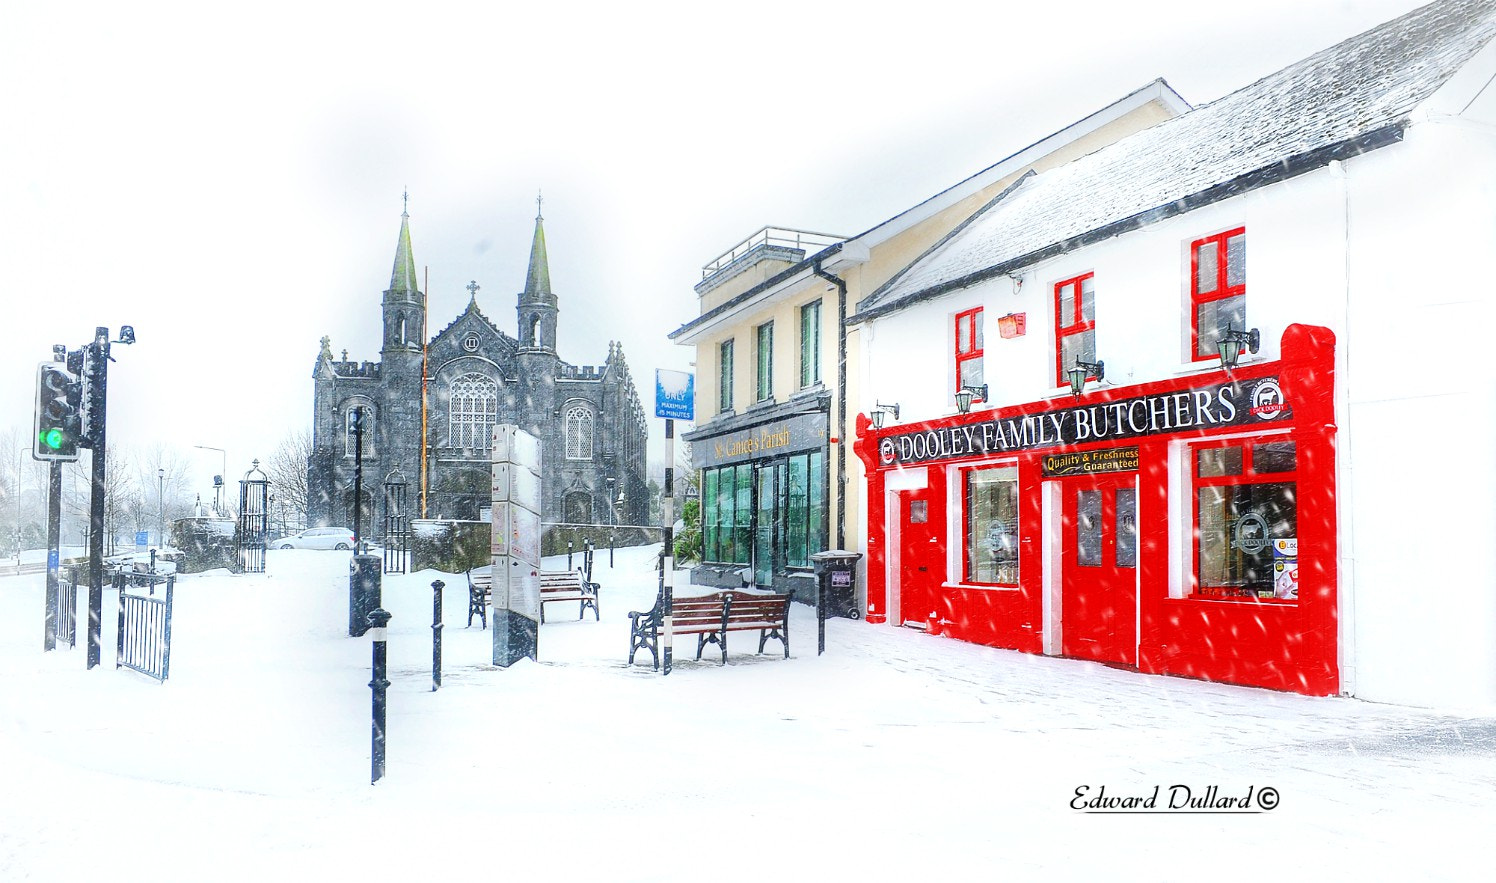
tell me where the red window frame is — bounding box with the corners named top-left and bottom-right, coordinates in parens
top-left (1190, 435), bottom-right (1298, 603)
top-left (954, 307), bottom-right (984, 402)
top-left (1053, 272), bottom-right (1096, 387)
top-left (1190, 227), bottom-right (1246, 362)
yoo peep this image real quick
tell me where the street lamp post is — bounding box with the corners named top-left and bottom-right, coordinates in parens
top-left (158, 468), bottom-right (165, 550)
top-left (194, 445), bottom-right (226, 515)
top-left (604, 476), bottom-right (616, 568)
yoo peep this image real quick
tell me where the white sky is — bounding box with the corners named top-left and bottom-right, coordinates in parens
top-left (0, 0), bottom-right (1431, 498)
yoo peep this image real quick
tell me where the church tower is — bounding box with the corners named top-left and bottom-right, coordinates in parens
top-left (378, 195), bottom-right (425, 486)
top-left (517, 200), bottom-right (558, 352)
top-left (515, 200), bottom-right (559, 482)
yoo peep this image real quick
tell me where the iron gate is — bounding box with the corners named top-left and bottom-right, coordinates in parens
top-left (52, 563), bottom-right (79, 649)
top-left (238, 460), bottom-right (269, 573)
top-left (115, 570), bottom-right (174, 681)
top-left (382, 465), bottom-right (409, 573)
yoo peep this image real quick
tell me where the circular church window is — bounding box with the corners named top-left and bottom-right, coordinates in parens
top-left (463, 333), bottom-right (480, 352)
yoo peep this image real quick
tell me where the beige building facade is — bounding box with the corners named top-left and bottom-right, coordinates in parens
top-left (669, 81), bottom-right (1188, 604)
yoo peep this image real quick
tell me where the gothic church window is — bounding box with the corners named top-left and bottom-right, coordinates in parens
top-left (450, 373), bottom-right (498, 449)
top-left (344, 407), bottom-right (374, 457)
top-left (565, 406), bottom-right (594, 460)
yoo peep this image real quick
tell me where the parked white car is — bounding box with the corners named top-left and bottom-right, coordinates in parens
top-left (273, 527), bottom-right (356, 550)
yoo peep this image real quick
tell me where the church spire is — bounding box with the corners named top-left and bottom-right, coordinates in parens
top-left (389, 193), bottom-right (419, 295)
top-left (523, 198), bottom-right (553, 303)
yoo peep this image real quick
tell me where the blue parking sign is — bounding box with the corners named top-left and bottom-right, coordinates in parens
top-left (655, 369), bottom-right (694, 420)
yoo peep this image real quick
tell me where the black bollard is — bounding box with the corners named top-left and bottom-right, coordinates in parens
top-left (567, 542), bottom-right (573, 572)
top-left (367, 607), bottom-right (392, 784)
top-left (609, 532), bottom-right (615, 568)
top-left (431, 580), bottom-right (444, 692)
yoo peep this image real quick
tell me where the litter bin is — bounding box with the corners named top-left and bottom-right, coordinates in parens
top-left (349, 553), bottom-right (383, 637)
top-left (810, 550), bottom-right (863, 620)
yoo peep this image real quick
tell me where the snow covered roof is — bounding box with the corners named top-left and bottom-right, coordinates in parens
top-left (669, 81), bottom-right (1191, 345)
top-left (851, 0), bottom-right (1496, 324)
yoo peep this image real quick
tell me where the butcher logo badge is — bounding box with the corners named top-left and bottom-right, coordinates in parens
top-left (1232, 511), bottom-right (1270, 554)
top-left (879, 438), bottom-right (896, 465)
top-left (1249, 379), bottom-right (1287, 420)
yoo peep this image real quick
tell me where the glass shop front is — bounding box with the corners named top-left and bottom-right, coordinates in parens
top-left (687, 409), bottom-right (829, 595)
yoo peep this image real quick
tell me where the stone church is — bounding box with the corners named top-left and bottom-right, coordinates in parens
top-left (307, 203), bottom-right (649, 532)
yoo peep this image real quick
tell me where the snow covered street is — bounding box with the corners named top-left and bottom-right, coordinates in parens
top-left (2, 545), bottom-right (1492, 881)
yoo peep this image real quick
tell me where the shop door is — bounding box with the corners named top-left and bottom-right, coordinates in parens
top-left (897, 487), bottom-right (942, 627)
top-left (753, 462), bottom-right (784, 587)
top-left (1061, 477), bottom-right (1138, 664)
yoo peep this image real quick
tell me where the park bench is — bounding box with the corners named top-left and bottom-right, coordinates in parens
top-left (540, 569), bottom-right (599, 623)
top-left (466, 566), bottom-right (600, 628)
top-left (627, 589), bottom-right (793, 669)
top-left (466, 568), bottom-right (492, 628)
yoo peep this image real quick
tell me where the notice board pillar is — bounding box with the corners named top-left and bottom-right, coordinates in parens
top-left (491, 425), bottom-right (542, 667)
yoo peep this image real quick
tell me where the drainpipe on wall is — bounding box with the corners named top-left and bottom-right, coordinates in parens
top-left (812, 259), bottom-right (847, 551)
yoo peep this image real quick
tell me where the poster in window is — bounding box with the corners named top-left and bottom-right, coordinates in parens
top-left (1273, 537), bottom-right (1298, 599)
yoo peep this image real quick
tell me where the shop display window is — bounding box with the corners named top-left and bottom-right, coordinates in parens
top-left (1193, 437), bottom-right (1297, 601)
top-left (702, 464), bottom-right (752, 565)
top-left (964, 464), bottom-right (1019, 585)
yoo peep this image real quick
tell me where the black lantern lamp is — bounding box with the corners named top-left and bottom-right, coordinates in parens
top-left (870, 402), bottom-right (900, 430)
top-left (954, 384), bottom-right (988, 414)
top-left (1068, 359), bottom-right (1105, 397)
top-left (1218, 324), bottom-right (1261, 369)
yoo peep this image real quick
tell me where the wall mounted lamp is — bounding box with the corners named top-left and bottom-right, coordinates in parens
top-left (1218, 324), bottom-right (1261, 370)
top-left (1068, 359), bottom-right (1105, 397)
top-left (870, 402), bottom-right (900, 430)
top-left (954, 385), bottom-right (988, 414)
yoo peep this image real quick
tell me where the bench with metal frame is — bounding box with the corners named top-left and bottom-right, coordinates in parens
top-left (627, 589), bottom-right (792, 669)
top-left (539, 569), bottom-right (599, 623)
top-left (466, 566), bottom-right (600, 629)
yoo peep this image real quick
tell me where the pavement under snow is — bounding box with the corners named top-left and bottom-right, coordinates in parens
top-left (2, 544), bottom-right (1492, 881)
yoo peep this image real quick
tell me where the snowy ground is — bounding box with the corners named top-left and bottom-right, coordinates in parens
top-left (2, 544), bottom-right (1493, 881)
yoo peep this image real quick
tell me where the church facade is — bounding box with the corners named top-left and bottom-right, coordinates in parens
top-left (308, 205), bottom-right (649, 534)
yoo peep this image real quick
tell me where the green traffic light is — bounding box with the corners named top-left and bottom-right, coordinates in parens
top-left (41, 428), bottom-right (65, 450)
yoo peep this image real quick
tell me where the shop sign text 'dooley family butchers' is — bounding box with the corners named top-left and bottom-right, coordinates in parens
top-left (877, 377), bottom-right (1289, 467)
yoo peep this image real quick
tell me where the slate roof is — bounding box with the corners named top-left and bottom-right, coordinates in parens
top-left (851, 0), bottom-right (1496, 323)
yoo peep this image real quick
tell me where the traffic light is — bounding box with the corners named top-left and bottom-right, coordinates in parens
top-left (33, 362), bottom-right (81, 461)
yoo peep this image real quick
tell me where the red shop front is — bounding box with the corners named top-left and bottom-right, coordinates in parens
top-left (853, 325), bottom-right (1338, 696)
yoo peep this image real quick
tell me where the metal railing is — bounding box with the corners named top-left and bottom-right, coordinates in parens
top-left (700, 227), bottom-right (845, 280)
top-left (54, 563), bottom-right (80, 648)
top-left (115, 571), bottom-right (174, 682)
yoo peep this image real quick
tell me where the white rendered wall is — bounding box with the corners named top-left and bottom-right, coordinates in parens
top-left (1340, 119), bottom-right (1496, 711)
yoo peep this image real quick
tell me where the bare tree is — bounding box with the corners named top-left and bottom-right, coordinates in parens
top-left (129, 443), bottom-right (196, 546)
top-left (263, 429), bottom-right (312, 535)
top-left (101, 446), bottom-right (136, 555)
top-left (3, 425), bottom-right (54, 557)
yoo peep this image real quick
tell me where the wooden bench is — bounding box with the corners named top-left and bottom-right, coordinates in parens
top-left (540, 569), bottom-right (599, 623)
top-left (627, 590), bottom-right (792, 669)
top-left (466, 566), bottom-right (600, 628)
top-left (467, 568), bottom-right (492, 628)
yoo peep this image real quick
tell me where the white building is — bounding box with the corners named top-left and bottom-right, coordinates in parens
top-left (849, 0), bottom-right (1496, 709)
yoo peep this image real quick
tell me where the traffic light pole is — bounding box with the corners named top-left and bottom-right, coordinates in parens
top-left (85, 330), bottom-right (109, 670)
top-left (43, 461), bottom-right (61, 651)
